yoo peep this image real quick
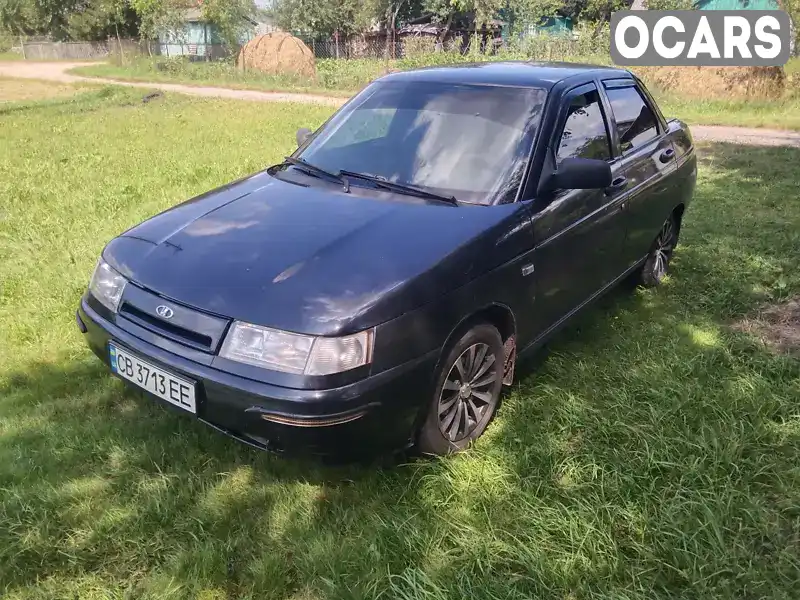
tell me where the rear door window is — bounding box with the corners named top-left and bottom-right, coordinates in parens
top-left (605, 86), bottom-right (659, 153)
top-left (556, 87), bottom-right (611, 164)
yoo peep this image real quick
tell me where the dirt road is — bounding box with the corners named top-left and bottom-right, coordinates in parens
top-left (689, 125), bottom-right (800, 147)
top-left (0, 60), bottom-right (344, 107)
top-left (2, 61), bottom-right (799, 148)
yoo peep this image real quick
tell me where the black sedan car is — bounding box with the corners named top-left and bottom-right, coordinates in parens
top-left (78, 62), bottom-right (696, 457)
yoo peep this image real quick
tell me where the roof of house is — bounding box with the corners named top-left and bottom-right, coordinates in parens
top-left (397, 24), bottom-right (442, 36)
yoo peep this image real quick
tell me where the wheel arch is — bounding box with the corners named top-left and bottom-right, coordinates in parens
top-left (670, 203), bottom-right (686, 247)
top-left (415, 303), bottom-right (516, 450)
top-left (672, 203), bottom-right (686, 230)
top-left (436, 302), bottom-right (517, 386)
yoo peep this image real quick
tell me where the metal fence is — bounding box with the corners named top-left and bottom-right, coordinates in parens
top-left (8, 37), bottom-right (234, 61)
top-left (300, 37), bottom-right (403, 59)
top-left (0, 36), bottom-right (146, 60)
top-left (20, 40), bottom-right (123, 60)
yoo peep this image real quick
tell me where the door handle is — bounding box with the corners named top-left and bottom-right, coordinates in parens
top-left (659, 148), bottom-right (676, 163)
top-left (605, 176), bottom-right (628, 196)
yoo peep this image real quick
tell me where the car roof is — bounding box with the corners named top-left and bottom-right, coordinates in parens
top-left (378, 61), bottom-right (632, 89)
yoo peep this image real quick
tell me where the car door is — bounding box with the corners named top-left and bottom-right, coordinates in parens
top-left (601, 79), bottom-right (678, 269)
top-left (528, 82), bottom-right (628, 335)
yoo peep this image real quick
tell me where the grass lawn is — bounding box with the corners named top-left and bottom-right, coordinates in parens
top-left (1, 86), bottom-right (799, 599)
top-left (785, 56), bottom-right (800, 75)
top-left (657, 95), bottom-right (800, 131)
top-left (0, 77), bottom-right (90, 103)
top-left (69, 59), bottom-right (360, 98)
top-left (0, 52), bottom-right (104, 63)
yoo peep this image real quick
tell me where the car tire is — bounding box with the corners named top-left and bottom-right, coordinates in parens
top-left (637, 214), bottom-right (679, 287)
top-left (417, 323), bottom-right (504, 456)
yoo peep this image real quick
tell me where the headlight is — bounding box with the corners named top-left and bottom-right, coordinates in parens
top-left (220, 321), bottom-right (373, 376)
top-left (89, 259), bottom-right (127, 313)
top-left (219, 322), bottom-right (314, 373)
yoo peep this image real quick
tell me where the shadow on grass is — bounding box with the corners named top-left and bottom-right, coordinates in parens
top-left (0, 86), bottom-right (155, 117)
top-left (1, 142), bottom-right (799, 599)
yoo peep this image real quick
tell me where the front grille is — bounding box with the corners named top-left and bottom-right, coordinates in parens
top-left (120, 303), bottom-right (214, 350)
top-left (116, 284), bottom-right (231, 353)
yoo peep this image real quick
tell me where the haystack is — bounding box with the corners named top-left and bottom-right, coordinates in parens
top-left (635, 66), bottom-right (786, 100)
top-left (237, 32), bottom-right (316, 80)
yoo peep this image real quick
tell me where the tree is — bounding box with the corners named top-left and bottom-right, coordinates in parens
top-left (0, 0), bottom-right (80, 39)
top-left (200, 0), bottom-right (255, 47)
top-left (0, 0), bottom-right (41, 35)
top-left (509, 0), bottom-right (564, 26)
top-left (559, 0), bottom-right (629, 23)
top-left (0, 0), bottom-right (136, 39)
top-left (129, 0), bottom-right (182, 40)
top-left (776, 0), bottom-right (798, 53)
top-left (67, 0), bottom-right (139, 41)
top-left (423, 0), bottom-right (504, 29)
top-left (272, 0), bottom-right (371, 37)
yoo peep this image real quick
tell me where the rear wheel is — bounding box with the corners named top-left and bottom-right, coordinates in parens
top-left (638, 214), bottom-right (679, 287)
top-left (417, 324), bottom-right (504, 456)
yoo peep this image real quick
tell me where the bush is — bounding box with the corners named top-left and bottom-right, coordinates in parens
top-left (0, 33), bottom-right (16, 53)
top-left (153, 56), bottom-right (192, 75)
top-left (402, 36), bottom-right (439, 56)
top-left (315, 58), bottom-right (384, 90)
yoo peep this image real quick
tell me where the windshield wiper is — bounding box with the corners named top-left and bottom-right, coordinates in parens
top-left (279, 156), bottom-right (350, 192)
top-left (339, 170), bottom-right (458, 206)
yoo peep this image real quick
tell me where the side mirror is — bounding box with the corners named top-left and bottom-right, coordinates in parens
top-left (548, 157), bottom-right (612, 191)
top-left (296, 127), bottom-right (312, 147)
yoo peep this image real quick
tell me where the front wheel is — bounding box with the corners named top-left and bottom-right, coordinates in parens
top-left (637, 214), bottom-right (679, 287)
top-left (417, 324), bottom-right (504, 456)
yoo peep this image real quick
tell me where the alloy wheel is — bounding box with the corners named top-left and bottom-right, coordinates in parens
top-left (437, 343), bottom-right (498, 442)
top-left (652, 218), bottom-right (677, 281)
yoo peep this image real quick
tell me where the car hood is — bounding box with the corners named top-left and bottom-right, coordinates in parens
top-left (104, 172), bottom-right (525, 336)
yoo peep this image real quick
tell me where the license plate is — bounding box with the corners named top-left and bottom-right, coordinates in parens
top-left (109, 343), bottom-right (196, 414)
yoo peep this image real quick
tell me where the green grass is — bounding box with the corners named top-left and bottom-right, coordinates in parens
top-left (658, 94), bottom-right (800, 130)
top-left (0, 52), bottom-right (102, 63)
top-left (0, 51), bottom-right (25, 61)
top-left (785, 56), bottom-right (800, 76)
top-left (2, 88), bottom-right (800, 599)
top-left (655, 56), bottom-right (800, 129)
top-left (69, 57), bottom-right (375, 97)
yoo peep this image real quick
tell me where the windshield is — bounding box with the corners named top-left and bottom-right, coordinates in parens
top-left (296, 81), bottom-right (547, 205)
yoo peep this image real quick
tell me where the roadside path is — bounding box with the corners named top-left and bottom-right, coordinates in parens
top-left (2, 61), bottom-right (799, 147)
top-left (0, 60), bottom-right (344, 107)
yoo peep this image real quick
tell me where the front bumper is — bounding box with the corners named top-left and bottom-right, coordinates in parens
top-left (77, 299), bottom-right (437, 457)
